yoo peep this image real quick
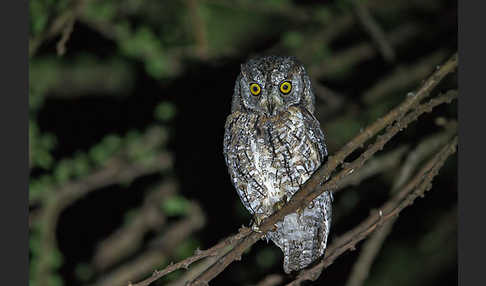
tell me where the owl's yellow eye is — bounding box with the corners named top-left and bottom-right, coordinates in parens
top-left (279, 81), bottom-right (292, 94)
top-left (249, 83), bottom-right (261, 96)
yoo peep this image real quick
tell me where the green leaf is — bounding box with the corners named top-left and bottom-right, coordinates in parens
top-left (53, 159), bottom-right (74, 184)
top-left (145, 56), bottom-right (168, 79)
top-left (154, 102), bottom-right (177, 122)
top-left (29, 175), bottom-right (54, 202)
top-left (161, 195), bottom-right (190, 216)
top-left (72, 152), bottom-right (91, 178)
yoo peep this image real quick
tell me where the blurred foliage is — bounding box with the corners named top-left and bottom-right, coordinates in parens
top-left (29, 0), bottom-right (456, 285)
top-left (256, 247), bottom-right (280, 270)
top-left (161, 195), bottom-right (191, 217)
top-left (174, 238), bottom-right (201, 260)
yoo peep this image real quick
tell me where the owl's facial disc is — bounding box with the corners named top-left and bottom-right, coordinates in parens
top-left (239, 56), bottom-right (305, 116)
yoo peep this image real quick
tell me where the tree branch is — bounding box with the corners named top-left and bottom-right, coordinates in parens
top-left (130, 227), bottom-right (252, 286)
top-left (287, 135), bottom-right (457, 285)
top-left (186, 54), bottom-right (457, 285)
top-left (92, 202), bottom-right (206, 286)
top-left (93, 180), bottom-right (178, 271)
top-left (344, 125), bottom-right (457, 286)
top-left (130, 52), bottom-right (457, 286)
top-left (29, 0), bottom-right (89, 58)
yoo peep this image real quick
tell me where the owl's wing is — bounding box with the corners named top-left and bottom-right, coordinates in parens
top-left (301, 109), bottom-right (333, 260)
top-left (301, 108), bottom-right (328, 165)
top-left (223, 112), bottom-right (258, 215)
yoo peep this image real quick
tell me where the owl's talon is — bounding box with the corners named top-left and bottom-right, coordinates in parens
top-left (252, 224), bottom-right (262, 233)
top-left (251, 214), bottom-right (265, 233)
top-left (272, 195), bottom-right (288, 212)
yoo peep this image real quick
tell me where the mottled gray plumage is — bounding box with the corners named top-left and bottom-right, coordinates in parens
top-left (223, 56), bottom-right (332, 273)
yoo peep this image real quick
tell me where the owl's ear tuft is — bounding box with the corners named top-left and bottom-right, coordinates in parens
top-left (301, 73), bottom-right (316, 114)
top-left (231, 74), bottom-right (244, 112)
top-left (240, 64), bottom-right (249, 79)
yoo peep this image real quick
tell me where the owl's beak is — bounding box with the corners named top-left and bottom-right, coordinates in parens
top-left (265, 93), bottom-right (282, 116)
top-left (267, 101), bottom-right (276, 115)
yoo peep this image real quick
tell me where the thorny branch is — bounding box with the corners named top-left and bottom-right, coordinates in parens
top-left (130, 53), bottom-right (457, 286)
top-left (130, 227), bottom-right (252, 286)
top-left (187, 77), bottom-right (457, 286)
top-left (344, 126), bottom-right (456, 286)
top-left (288, 135), bottom-right (458, 285)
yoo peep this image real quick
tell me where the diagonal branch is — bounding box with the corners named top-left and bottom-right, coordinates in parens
top-left (130, 227), bottom-right (252, 286)
top-left (186, 54), bottom-right (457, 285)
top-left (188, 89), bottom-right (457, 286)
top-left (130, 52), bottom-right (457, 286)
top-left (288, 135), bottom-right (457, 285)
top-left (344, 124), bottom-right (457, 286)
top-left (93, 201), bottom-right (206, 286)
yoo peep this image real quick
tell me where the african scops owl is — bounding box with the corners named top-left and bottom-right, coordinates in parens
top-left (223, 56), bottom-right (332, 273)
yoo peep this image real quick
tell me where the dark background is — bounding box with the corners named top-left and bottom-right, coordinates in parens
top-left (29, 0), bottom-right (457, 285)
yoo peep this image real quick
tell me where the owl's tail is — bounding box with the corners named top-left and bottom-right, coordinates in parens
top-left (268, 192), bottom-right (332, 273)
top-left (282, 237), bottom-right (323, 274)
top-left (267, 213), bottom-right (327, 274)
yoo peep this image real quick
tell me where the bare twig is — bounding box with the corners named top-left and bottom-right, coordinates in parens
top-left (288, 136), bottom-right (458, 285)
top-left (93, 180), bottom-right (178, 271)
top-left (352, 0), bottom-right (395, 63)
top-left (312, 80), bottom-right (346, 117)
top-left (362, 50), bottom-right (450, 104)
top-left (186, 0), bottom-right (209, 59)
top-left (166, 251), bottom-right (229, 286)
top-left (331, 145), bottom-right (409, 223)
top-left (29, 0), bottom-right (88, 58)
top-left (310, 23), bottom-right (420, 78)
top-left (130, 227), bottom-right (252, 286)
top-left (92, 202), bottom-right (206, 286)
top-left (344, 126), bottom-right (457, 286)
top-left (337, 145), bottom-right (409, 189)
top-left (56, 16), bottom-right (75, 56)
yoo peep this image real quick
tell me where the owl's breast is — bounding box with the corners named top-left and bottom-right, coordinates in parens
top-left (224, 107), bottom-right (324, 216)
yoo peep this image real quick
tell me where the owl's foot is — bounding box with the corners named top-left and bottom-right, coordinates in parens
top-left (272, 195), bottom-right (288, 212)
top-left (251, 214), bottom-right (265, 233)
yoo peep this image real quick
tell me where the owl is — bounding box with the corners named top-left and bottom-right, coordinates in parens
top-left (223, 56), bottom-right (332, 273)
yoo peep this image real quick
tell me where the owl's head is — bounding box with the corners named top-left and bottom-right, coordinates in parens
top-left (231, 56), bottom-right (316, 116)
